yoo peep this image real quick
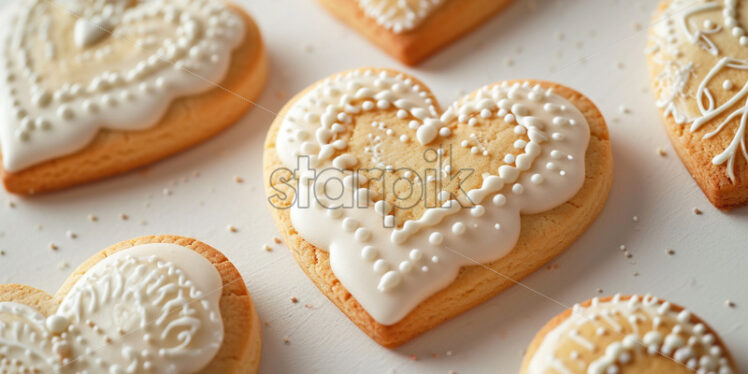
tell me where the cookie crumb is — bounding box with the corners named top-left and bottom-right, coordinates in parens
top-left (632, 215), bottom-right (639, 222)
top-left (88, 214), bottom-right (98, 222)
top-left (0, 250), bottom-right (5, 256)
top-left (120, 213), bottom-right (129, 220)
top-left (632, 22), bottom-right (642, 31)
top-left (291, 297), bottom-right (298, 304)
top-left (633, 271), bottom-right (640, 277)
top-left (618, 105), bottom-right (630, 114)
top-left (273, 236), bottom-right (282, 244)
top-left (693, 208), bottom-right (703, 215)
top-left (304, 303), bottom-right (314, 309)
top-left (7, 200), bottom-right (16, 208)
top-left (58, 261), bottom-right (69, 270)
top-left (66, 230), bottom-right (77, 239)
top-left (163, 188), bottom-right (172, 196)
top-left (446, 350), bottom-right (453, 356)
top-left (596, 288), bottom-right (604, 294)
top-left (49, 242), bottom-right (58, 251)
top-left (624, 251), bottom-right (633, 258)
top-left (726, 300), bottom-right (736, 308)
top-left (657, 147), bottom-right (667, 156)
top-left (234, 176), bottom-right (244, 183)
top-left (409, 354), bottom-right (418, 361)
top-left (263, 244), bottom-right (272, 252)
top-left (282, 337), bottom-right (290, 345)
top-left (619, 245), bottom-right (626, 251)
top-left (227, 225), bottom-right (238, 233)
top-left (666, 248), bottom-right (676, 255)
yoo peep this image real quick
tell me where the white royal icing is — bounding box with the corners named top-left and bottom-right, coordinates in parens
top-left (0, 0), bottom-right (245, 172)
top-left (274, 69), bottom-right (590, 324)
top-left (0, 243), bottom-right (224, 373)
top-left (527, 295), bottom-right (733, 374)
top-left (650, 0), bottom-right (748, 181)
top-left (356, 0), bottom-right (446, 33)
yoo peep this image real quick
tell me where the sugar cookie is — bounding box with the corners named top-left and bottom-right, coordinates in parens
top-left (263, 68), bottom-right (613, 347)
top-left (0, 235), bottom-right (261, 373)
top-left (521, 294), bottom-right (736, 374)
top-left (0, 0), bottom-right (267, 194)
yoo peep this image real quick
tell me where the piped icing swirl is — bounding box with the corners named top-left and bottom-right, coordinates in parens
top-left (0, 243), bottom-right (224, 373)
top-left (273, 69), bottom-right (590, 324)
top-left (525, 294), bottom-right (734, 374)
top-left (649, 0), bottom-right (748, 182)
top-left (0, 0), bottom-right (245, 172)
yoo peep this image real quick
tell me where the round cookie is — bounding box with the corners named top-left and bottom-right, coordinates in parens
top-left (648, 0), bottom-right (748, 208)
top-left (263, 68), bottom-right (613, 347)
top-left (0, 235), bottom-right (261, 374)
top-left (521, 294), bottom-right (736, 374)
top-left (0, 0), bottom-right (268, 194)
top-left (317, 0), bottom-right (515, 65)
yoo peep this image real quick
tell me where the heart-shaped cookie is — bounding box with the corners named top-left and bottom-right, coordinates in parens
top-left (521, 294), bottom-right (736, 374)
top-left (0, 0), bottom-right (267, 195)
top-left (316, 0), bottom-right (515, 65)
top-left (648, 0), bottom-right (748, 208)
top-left (263, 68), bottom-right (613, 347)
top-left (0, 235), bottom-right (261, 373)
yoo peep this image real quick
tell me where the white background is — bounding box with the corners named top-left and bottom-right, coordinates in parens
top-left (0, 0), bottom-right (746, 372)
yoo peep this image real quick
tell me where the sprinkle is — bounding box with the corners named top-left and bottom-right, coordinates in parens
top-left (693, 208), bottom-right (703, 215)
top-left (227, 225), bottom-right (238, 233)
top-left (657, 147), bottom-right (667, 156)
top-left (263, 244), bottom-right (272, 252)
top-left (666, 248), bottom-right (675, 255)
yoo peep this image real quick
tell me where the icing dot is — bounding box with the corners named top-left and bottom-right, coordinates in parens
top-left (429, 232), bottom-right (444, 245)
top-left (399, 261), bottom-right (412, 273)
top-left (327, 208), bottom-right (343, 219)
top-left (723, 80), bottom-right (734, 90)
top-left (57, 105), bottom-right (74, 120)
top-left (513, 139), bottom-right (527, 149)
top-left (421, 266), bottom-right (429, 272)
top-left (451, 222), bottom-right (466, 235)
top-left (531, 174), bottom-right (544, 184)
top-left (377, 271), bottom-right (401, 292)
top-left (494, 223), bottom-right (501, 230)
top-left (431, 256), bottom-right (439, 263)
top-left (550, 150), bottom-right (562, 159)
top-left (470, 205), bottom-right (485, 217)
top-left (409, 249), bottom-right (423, 261)
top-left (493, 194), bottom-right (507, 206)
top-left (504, 154), bottom-right (516, 164)
top-left (512, 183), bottom-right (524, 194)
top-left (355, 228), bottom-right (372, 242)
top-left (373, 259), bottom-right (389, 274)
top-left (361, 246), bottom-right (378, 261)
top-left (46, 315), bottom-right (69, 334)
top-left (342, 218), bottom-right (359, 232)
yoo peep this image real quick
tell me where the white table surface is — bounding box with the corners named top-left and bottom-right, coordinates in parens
top-left (0, 0), bottom-right (746, 372)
